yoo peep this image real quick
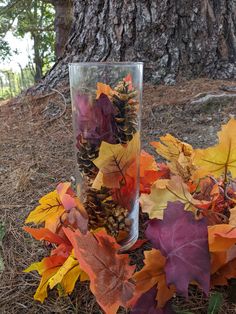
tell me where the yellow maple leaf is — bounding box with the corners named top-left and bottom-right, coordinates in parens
top-left (92, 132), bottom-right (140, 189)
top-left (151, 134), bottom-right (195, 181)
top-left (24, 255), bottom-right (66, 303)
top-left (140, 176), bottom-right (208, 219)
top-left (193, 118), bottom-right (236, 180)
top-left (25, 190), bottom-right (65, 228)
top-left (49, 253), bottom-right (89, 293)
top-left (133, 249), bottom-right (175, 308)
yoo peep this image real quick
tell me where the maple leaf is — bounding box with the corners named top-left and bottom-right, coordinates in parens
top-left (23, 226), bottom-right (70, 246)
top-left (193, 118), bottom-right (236, 180)
top-left (96, 82), bottom-right (113, 99)
top-left (123, 73), bottom-right (133, 91)
top-left (151, 134), bottom-right (195, 181)
top-left (146, 202), bottom-right (211, 297)
top-left (131, 286), bottom-right (175, 314)
top-left (75, 93), bottom-right (117, 147)
top-left (24, 255), bottom-right (66, 302)
top-left (207, 224), bottom-right (236, 276)
top-left (127, 150), bottom-right (162, 194)
top-left (25, 189), bottom-right (65, 229)
top-left (229, 206), bottom-right (236, 226)
top-left (140, 176), bottom-right (209, 219)
top-left (63, 228), bottom-right (136, 314)
top-left (92, 132), bottom-right (140, 189)
top-left (133, 249), bottom-right (175, 308)
top-left (49, 252), bottom-right (89, 293)
top-left (56, 182), bottom-right (76, 210)
top-left (211, 258), bottom-right (236, 286)
top-left (208, 224), bottom-right (236, 253)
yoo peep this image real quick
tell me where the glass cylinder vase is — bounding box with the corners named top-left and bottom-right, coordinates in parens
top-left (69, 62), bottom-right (143, 250)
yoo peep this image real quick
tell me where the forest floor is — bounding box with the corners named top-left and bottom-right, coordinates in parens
top-left (1, 78), bottom-right (236, 313)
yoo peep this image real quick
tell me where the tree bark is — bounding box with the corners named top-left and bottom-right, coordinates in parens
top-left (45, 0), bottom-right (73, 58)
top-left (35, 0), bottom-right (236, 92)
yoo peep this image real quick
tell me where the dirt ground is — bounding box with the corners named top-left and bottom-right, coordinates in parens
top-left (1, 78), bottom-right (236, 313)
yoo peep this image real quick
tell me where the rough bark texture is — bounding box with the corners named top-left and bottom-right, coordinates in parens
top-left (35, 0), bottom-right (236, 92)
top-left (53, 0), bottom-right (73, 58)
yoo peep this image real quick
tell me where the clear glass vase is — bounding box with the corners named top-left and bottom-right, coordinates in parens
top-left (69, 62), bottom-right (143, 250)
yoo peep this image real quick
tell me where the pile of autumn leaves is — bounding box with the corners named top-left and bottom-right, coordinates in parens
top-left (23, 118), bottom-right (236, 313)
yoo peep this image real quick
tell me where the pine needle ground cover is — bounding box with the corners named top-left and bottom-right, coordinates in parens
top-left (1, 79), bottom-right (236, 313)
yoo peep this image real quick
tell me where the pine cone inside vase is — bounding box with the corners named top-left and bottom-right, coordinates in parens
top-left (76, 136), bottom-right (99, 179)
top-left (112, 80), bottom-right (139, 144)
top-left (84, 187), bottom-right (132, 237)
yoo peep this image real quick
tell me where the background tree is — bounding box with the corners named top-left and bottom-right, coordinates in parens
top-left (45, 0), bottom-right (73, 58)
top-left (35, 0), bottom-right (236, 92)
top-left (0, 0), bottom-right (73, 82)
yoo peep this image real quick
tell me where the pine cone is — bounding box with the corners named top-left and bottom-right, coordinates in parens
top-left (76, 137), bottom-right (99, 179)
top-left (112, 80), bottom-right (139, 144)
top-left (85, 187), bottom-right (132, 237)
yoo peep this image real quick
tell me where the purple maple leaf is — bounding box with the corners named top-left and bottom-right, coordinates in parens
top-left (74, 93), bottom-right (117, 147)
top-left (145, 201), bottom-right (210, 298)
top-left (131, 287), bottom-right (175, 314)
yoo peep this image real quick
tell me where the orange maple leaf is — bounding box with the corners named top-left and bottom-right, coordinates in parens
top-left (208, 224), bottom-right (236, 285)
top-left (92, 132), bottom-right (140, 189)
top-left (63, 228), bottom-right (136, 314)
top-left (96, 82), bottom-right (113, 99)
top-left (211, 258), bottom-right (236, 286)
top-left (133, 249), bottom-right (175, 308)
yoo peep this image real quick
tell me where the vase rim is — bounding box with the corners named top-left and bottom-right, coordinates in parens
top-left (69, 61), bottom-right (144, 67)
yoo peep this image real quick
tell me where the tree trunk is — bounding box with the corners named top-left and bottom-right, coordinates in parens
top-left (35, 0), bottom-right (236, 92)
top-left (54, 0), bottom-right (73, 58)
top-left (46, 0), bottom-right (73, 58)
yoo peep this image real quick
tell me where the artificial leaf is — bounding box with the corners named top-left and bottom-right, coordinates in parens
top-left (208, 224), bottom-right (236, 273)
top-left (56, 182), bottom-right (76, 211)
top-left (63, 228), bottom-right (135, 314)
top-left (131, 286), bottom-right (175, 314)
top-left (151, 134), bottom-right (195, 181)
top-left (211, 258), bottom-right (236, 286)
top-left (92, 132), bottom-right (140, 189)
top-left (75, 92), bottom-right (116, 147)
top-left (127, 150), bottom-right (162, 194)
top-left (49, 253), bottom-right (89, 293)
top-left (23, 226), bottom-right (69, 246)
top-left (134, 249), bottom-right (175, 308)
top-left (24, 255), bottom-right (66, 303)
top-left (207, 292), bottom-right (223, 314)
top-left (140, 176), bottom-right (209, 219)
top-left (193, 118), bottom-right (236, 179)
top-left (24, 255), bottom-right (66, 275)
top-left (229, 206), bottom-right (236, 226)
top-left (96, 82), bottom-right (113, 99)
top-left (25, 189), bottom-right (65, 229)
top-left (146, 202), bottom-right (211, 297)
top-left (34, 267), bottom-right (60, 303)
top-left (124, 73), bottom-right (133, 91)
top-left (208, 224), bottom-right (236, 252)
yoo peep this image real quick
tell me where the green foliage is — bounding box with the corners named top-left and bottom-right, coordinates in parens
top-left (207, 292), bottom-right (223, 314)
top-left (0, 0), bottom-right (55, 81)
top-left (0, 66), bottom-right (34, 99)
